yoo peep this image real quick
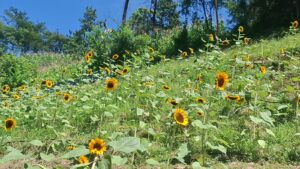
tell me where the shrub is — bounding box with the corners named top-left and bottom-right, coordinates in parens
top-left (0, 54), bottom-right (37, 87)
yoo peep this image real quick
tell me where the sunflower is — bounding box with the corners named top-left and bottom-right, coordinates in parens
top-left (209, 34), bottom-right (214, 42)
top-left (197, 111), bottom-right (204, 117)
top-left (238, 26), bottom-right (244, 33)
top-left (260, 66), bottom-right (267, 74)
top-left (222, 40), bottom-right (230, 46)
top-left (173, 108), bottom-right (189, 127)
top-left (280, 48), bottom-right (285, 55)
top-left (66, 145), bottom-right (77, 150)
top-left (87, 69), bottom-right (93, 75)
top-left (189, 48), bottom-right (194, 54)
top-left (196, 74), bottom-right (203, 84)
top-left (162, 85), bottom-right (171, 91)
top-left (88, 138), bottom-right (107, 155)
top-left (85, 51), bottom-right (93, 64)
top-left (181, 51), bottom-right (188, 58)
top-left (122, 68), bottom-right (129, 74)
top-left (101, 67), bottom-right (112, 74)
top-left (79, 155), bottom-right (89, 164)
top-left (46, 80), bottom-right (54, 88)
top-left (106, 78), bottom-right (118, 91)
top-left (18, 85), bottom-right (27, 92)
top-left (41, 80), bottom-right (47, 85)
top-left (245, 63), bottom-right (253, 69)
top-left (244, 37), bottom-right (250, 45)
top-left (63, 93), bottom-right (72, 103)
top-left (196, 97), bottom-right (206, 103)
top-left (2, 85), bottom-right (10, 94)
top-left (13, 94), bottom-right (21, 100)
top-left (143, 81), bottom-right (155, 87)
top-left (292, 20), bottom-right (299, 29)
top-left (4, 118), bottom-right (16, 131)
top-left (167, 98), bottom-right (178, 106)
top-left (225, 95), bottom-right (241, 102)
top-left (149, 47), bottom-right (155, 53)
top-left (112, 54), bottom-right (119, 60)
top-left (216, 72), bottom-right (229, 90)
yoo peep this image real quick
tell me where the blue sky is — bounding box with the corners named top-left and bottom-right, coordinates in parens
top-left (0, 0), bottom-right (231, 35)
top-left (0, 0), bottom-right (150, 34)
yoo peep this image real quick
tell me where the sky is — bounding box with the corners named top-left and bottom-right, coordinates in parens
top-left (0, 0), bottom-right (150, 34)
top-left (0, 0), bottom-right (231, 35)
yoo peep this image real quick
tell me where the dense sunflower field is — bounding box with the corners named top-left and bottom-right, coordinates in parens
top-left (0, 23), bottom-right (300, 169)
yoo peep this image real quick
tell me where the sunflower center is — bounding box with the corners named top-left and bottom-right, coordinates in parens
top-left (64, 95), bottom-right (69, 100)
top-left (175, 113), bottom-right (184, 123)
top-left (218, 78), bottom-right (225, 87)
top-left (93, 143), bottom-right (102, 150)
top-left (107, 82), bottom-right (114, 88)
top-left (6, 120), bottom-right (13, 128)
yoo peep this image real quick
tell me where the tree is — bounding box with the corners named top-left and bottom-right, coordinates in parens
top-left (128, 8), bottom-right (153, 34)
top-left (122, 0), bottom-right (130, 24)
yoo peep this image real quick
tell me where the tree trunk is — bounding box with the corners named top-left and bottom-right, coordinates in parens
top-left (200, 0), bottom-right (209, 29)
top-left (213, 0), bottom-right (219, 36)
top-left (151, 0), bottom-right (158, 27)
top-left (122, 0), bottom-right (130, 24)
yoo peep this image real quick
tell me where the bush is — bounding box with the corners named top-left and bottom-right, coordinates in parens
top-left (0, 54), bottom-right (37, 87)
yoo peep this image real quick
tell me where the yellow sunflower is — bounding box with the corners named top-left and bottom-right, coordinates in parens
top-left (162, 85), bottom-right (171, 91)
top-left (88, 138), bottom-right (107, 155)
top-left (196, 74), bottom-right (203, 84)
top-left (13, 94), bottom-right (21, 101)
top-left (209, 34), bottom-right (214, 42)
top-left (46, 80), bottom-right (54, 88)
top-left (173, 108), bottom-right (189, 127)
top-left (101, 67), bottom-right (112, 74)
top-left (260, 66), bottom-right (267, 74)
top-left (63, 93), bottom-right (72, 103)
top-left (149, 47), bottom-right (155, 53)
top-left (4, 118), bottom-right (16, 131)
top-left (112, 54), bottom-right (119, 60)
top-left (244, 37), bottom-right (250, 45)
top-left (292, 20), bottom-right (299, 29)
top-left (222, 40), bottom-right (230, 46)
top-left (167, 98), bottom-right (178, 106)
top-left (181, 51), bottom-right (188, 58)
top-left (66, 145), bottom-right (77, 150)
top-left (189, 48), bottom-right (194, 54)
top-left (122, 68), bottom-right (129, 74)
top-left (2, 85), bottom-right (10, 94)
top-left (197, 111), bottom-right (205, 117)
top-left (245, 63), bottom-right (253, 69)
top-left (18, 85), bottom-right (27, 92)
top-left (87, 69), bottom-right (93, 75)
top-left (225, 95), bottom-right (241, 102)
top-left (216, 72), bottom-right (229, 90)
top-left (106, 78), bottom-right (118, 91)
top-left (195, 97), bottom-right (206, 103)
top-left (238, 26), bottom-right (244, 33)
top-left (85, 51), bottom-right (93, 64)
top-left (79, 155), bottom-right (89, 164)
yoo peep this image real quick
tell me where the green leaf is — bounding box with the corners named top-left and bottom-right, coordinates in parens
top-left (250, 116), bottom-right (264, 124)
top-left (62, 146), bottom-right (89, 159)
top-left (176, 143), bottom-right (190, 164)
top-left (109, 137), bottom-right (140, 153)
top-left (112, 156), bottom-right (127, 166)
top-left (30, 140), bottom-right (44, 146)
top-left (258, 140), bottom-right (266, 148)
top-left (136, 108), bottom-right (144, 116)
top-left (0, 148), bottom-right (30, 164)
top-left (260, 111), bottom-right (274, 126)
top-left (265, 128), bottom-right (275, 137)
top-left (146, 158), bottom-right (160, 165)
top-left (191, 162), bottom-right (201, 169)
top-left (192, 120), bottom-right (217, 130)
top-left (206, 142), bottom-right (226, 154)
top-left (97, 155), bottom-right (112, 169)
top-left (40, 153), bottom-right (55, 162)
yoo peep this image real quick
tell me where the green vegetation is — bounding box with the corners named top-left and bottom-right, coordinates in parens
top-left (0, 25), bottom-right (299, 168)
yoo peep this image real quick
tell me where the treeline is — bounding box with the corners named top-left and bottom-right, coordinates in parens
top-left (0, 0), bottom-right (299, 55)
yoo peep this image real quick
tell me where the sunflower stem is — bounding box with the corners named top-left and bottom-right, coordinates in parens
top-left (91, 155), bottom-right (99, 169)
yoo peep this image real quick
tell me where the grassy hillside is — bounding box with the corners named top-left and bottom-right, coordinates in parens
top-left (0, 32), bottom-right (300, 168)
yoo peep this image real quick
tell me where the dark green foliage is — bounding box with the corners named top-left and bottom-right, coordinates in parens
top-left (0, 54), bottom-right (37, 87)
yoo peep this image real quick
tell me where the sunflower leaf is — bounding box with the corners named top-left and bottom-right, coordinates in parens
top-left (176, 143), bottom-right (190, 164)
top-left (40, 153), bottom-right (55, 162)
top-left (97, 155), bottom-right (112, 169)
top-left (30, 140), bottom-right (44, 147)
top-left (146, 158), bottom-right (160, 165)
top-left (109, 137), bottom-right (140, 154)
top-left (112, 155), bottom-right (127, 166)
top-left (62, 146), bottom-right (89, 159)
top-left (0, 148), bottom-right (30, 164)
top-left (206, 142), bottom-right (226, 154)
